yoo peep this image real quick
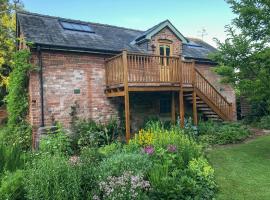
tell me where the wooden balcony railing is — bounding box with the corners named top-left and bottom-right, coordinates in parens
top-left (105, 52), bottom-right (195, 86)
top-left (105, 51), bottom-right (233, 120)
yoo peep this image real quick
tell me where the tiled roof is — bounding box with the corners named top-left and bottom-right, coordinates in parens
top-left (17, 12), bottom-right (216, 60)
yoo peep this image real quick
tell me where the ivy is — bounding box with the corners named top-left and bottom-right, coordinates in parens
top-left (4, 49), bottom-right (32, 150)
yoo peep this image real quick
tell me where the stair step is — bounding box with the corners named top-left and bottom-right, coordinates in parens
top-left (203, 111), bottom-right (216, 115)
top-left (197, 104), bottom-right (209, 108)
top-left (198, 107), bottom-right (212, 111)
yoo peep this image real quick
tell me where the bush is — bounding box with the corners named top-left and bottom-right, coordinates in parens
top-left (0, 170), bottom-right (26, 200)
top-left (198, 121), bottom-right (250, 145)
top-left (0, 143), bottom-right (27, 176)
top-left (39, 124), bottom-right (72, 155)
top-left (256, 115), bottom-right (270, 129)
top-left (127, 121), bottom-right (216, 200)
top-left (5, 50), bottom-right (32, 150)
top-left (93, 171), bottom-right (150, 200)
top-left (98, 152), bottom-right (152, 180)
top-left (71, 118), bottom-right (120, 151)
top-left (25, 154), bottom-right (81, 200)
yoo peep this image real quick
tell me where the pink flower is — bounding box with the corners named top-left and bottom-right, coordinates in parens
top-left (167, 144), bottom-right (177, 153)
top-left (143, 146), bottom-right (155, 155)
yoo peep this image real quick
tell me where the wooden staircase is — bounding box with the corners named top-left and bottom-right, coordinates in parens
top-left (184, 93), bottom-right (222, 121)
top-left (184, 68), bottom-right (233, 121)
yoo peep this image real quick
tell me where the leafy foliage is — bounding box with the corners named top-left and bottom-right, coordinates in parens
top-left (39, 124), bottom-right (73, 155)
top-left (0, 170), bottom-right (26, 200)
top-left (211, 0), bottom-right (270, 118)
top-left (0, 0), bottom-right (24, 105)
top-left (198, 121), bottom-right (250, 145)
top-left (3, 49), bottom-right (32, 150)
top-left (25, 154), bottom-right (81, 200)
top-left (71, 118), bottom-right (120, 151)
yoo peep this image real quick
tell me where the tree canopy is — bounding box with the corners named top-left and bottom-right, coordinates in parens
top-left (0, 0), bottom-right (23, 106)
top-left (212, 0), bottom-right (270, 117)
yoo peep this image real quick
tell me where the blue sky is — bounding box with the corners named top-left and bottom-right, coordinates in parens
top-left (22, 0), bottom-right (235, 47)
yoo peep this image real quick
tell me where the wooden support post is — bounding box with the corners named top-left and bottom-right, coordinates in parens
top-left (179, 90), bottom-right (184, 128)
top-left (123, 50), bottom-right (130, 142)
top-left (192, 91), bottom-right (198, 126)
top-left (171, 92), bottom-right (176, 124)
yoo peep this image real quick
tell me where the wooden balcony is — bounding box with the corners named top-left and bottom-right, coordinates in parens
top-left (105, 51), bottom-right (233, 142)
top-left (105, 51), bottom-right (194, 91)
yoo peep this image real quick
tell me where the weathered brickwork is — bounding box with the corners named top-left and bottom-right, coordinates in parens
top-left (139, 27), bottom-right (182, 56)
top-left (195, 63), bottom-right (237, 120)
top-left (29, 51), bottom-right (119, 132)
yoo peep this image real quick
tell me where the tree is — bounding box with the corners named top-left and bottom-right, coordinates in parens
top-left (212, 0), bottom-right (270, 117)
top-left (0, 0), bottom-right (23, 106)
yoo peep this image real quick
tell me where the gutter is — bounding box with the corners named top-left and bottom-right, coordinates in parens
top-left (37, 45), bottom-right (45, 127)
top-left (32, 43), bottom-right (120, 56)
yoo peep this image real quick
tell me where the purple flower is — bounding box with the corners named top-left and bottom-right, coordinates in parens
top-left (143, 146), bottom-right (155, 155)
top-left (167, 144), bottom-right (177, 153)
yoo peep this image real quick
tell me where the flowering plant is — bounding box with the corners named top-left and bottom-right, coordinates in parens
top-left (143, 145), bottom-right (155, 155)
top-left (135, 129), bottom-right (153, 146)
top-left (94, 171), bottom-right (150, 200)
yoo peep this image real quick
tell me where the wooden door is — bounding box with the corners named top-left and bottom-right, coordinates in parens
top-left (159, 44), bottom-right (171, 82)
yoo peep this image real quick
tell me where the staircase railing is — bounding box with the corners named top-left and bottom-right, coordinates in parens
top-left (194, 68), bottom-right (233, 120)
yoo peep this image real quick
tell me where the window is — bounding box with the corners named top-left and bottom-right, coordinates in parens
top-left (159, 45), bottom-right (171, 66)
top-left (60, 21), bottom-right (94, 33)
top-left (160, 98), bottom-right (171, 114)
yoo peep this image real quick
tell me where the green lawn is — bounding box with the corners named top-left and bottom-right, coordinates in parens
top-left (207, 135), bottom-right (270, 200)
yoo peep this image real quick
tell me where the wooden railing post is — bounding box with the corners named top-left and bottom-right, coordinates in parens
top-left (123, 50), bottom-right (130, 143)
top-left (192, 60), bottom-right (196, 86)
top-left (179, 59), bottom-right (183, 87)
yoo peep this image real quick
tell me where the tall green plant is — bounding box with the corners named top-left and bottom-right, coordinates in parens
top-left (4, 49), bottom-right (32, 149)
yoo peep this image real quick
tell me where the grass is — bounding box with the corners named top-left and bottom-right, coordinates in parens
top-left (207, 135), bottom-right (270, 200)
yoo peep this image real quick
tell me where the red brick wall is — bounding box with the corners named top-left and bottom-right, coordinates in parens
top-left (29, 51), bottom-right (119, 131)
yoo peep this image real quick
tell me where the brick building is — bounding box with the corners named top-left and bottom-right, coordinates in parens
top-left (16, 12), bottom-right (236, 145)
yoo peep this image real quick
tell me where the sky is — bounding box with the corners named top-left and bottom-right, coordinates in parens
top-left (21, 0), bottom-right (235, 47)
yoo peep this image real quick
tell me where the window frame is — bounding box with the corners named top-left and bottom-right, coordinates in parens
top-left (158, 41), bottom-right (172, 66)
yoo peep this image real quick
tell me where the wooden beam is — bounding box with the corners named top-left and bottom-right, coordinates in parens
top-left (105, 91), bottom-right (124, 97)
top-left (179, 90), bottom-right (184, 128)
top-left (171, 92), bottom-right (176, 124)
top-left (123, 50), bottom-right (130, 143)
top-left (192, 91), bottom-right (198, 126)
top-left (128, 86), bottom-right (180, 92)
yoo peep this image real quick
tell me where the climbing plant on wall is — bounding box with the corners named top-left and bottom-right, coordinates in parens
top-left (4, 49), bottom-right (32, 150)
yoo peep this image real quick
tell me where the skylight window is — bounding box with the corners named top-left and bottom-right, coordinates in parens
top-left (60, 21), bottom-right (93, 33)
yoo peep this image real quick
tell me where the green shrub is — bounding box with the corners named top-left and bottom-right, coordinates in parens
top-left (127, 121), bottom-right (216, 200)
top-left (94, 171), bottom-right (150, 200)
top-left (25, 154), bottom-right (81, 200)
top-left (71, 118), bottom-right (119, 151)
top-left (185, 157), bottom-right (217, 199)
top-left (256, 115), bottom-right (270, 129)
top-left (79, 148), bottom-right (101, 199)
top-left (0, 143), bottom-right (27, 176)
top-left (39, 124), bottom-right (72, 155)
top-left (98, 152), bottom-right (152, 180)
top-left (0, 170), bottom-right (26, 200)
top-left (198, 121), bottom-right (250, 145)
top-left (5, 50), bottom-right (32, 150)
top-left (98, 142), bottom-right (122, 157)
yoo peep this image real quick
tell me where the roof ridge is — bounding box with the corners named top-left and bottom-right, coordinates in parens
top-left (17, 11), bottom-right (144, 33)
